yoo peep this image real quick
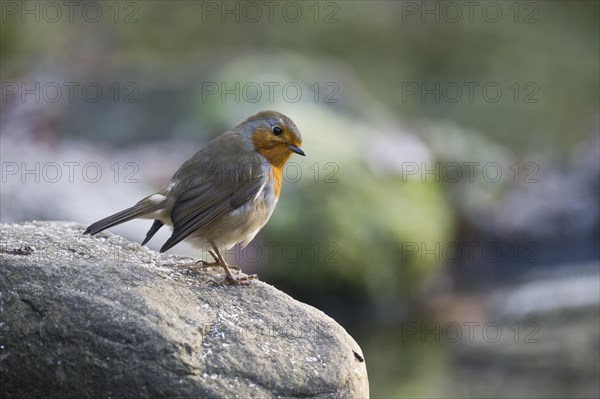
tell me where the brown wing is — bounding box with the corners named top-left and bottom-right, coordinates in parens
top-left (159, 133), bottom-right (265, 252)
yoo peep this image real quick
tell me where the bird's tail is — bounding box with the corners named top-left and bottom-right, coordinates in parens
top-left (84, 198), bottom-right (163, 236)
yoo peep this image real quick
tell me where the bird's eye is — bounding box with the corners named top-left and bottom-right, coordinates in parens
top-left (273, 126), bottom-right (283, 136)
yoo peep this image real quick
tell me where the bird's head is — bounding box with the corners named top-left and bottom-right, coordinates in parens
top-left (240, 110), bottom-right (305, 167)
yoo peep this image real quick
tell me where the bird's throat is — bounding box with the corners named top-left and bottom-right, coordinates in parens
top-left (252, 133), bottom-right (296, 198)
top-left (252, 134), bottom-right (293, 167)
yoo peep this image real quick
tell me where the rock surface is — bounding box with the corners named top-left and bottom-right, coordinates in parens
top-left (0, 221), bottom-right (369, 398)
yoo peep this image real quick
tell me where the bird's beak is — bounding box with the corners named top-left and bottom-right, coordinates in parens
top-left (288, 144), bottom-right (306, 156)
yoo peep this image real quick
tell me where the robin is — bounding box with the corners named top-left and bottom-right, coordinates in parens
top-left (84, 110), bottom-right (305, 285)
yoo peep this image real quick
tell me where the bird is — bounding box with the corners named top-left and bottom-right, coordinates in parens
top-left (84, 110), bottom-right (305, 285)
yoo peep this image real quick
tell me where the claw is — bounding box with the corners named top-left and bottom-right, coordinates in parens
top-left (205, 243), bottom-right (258, 286)
top-left (195, 259), bottom-right (218, 267)
top-left (196, 258), bottom-right (240, 271)
top-left (207, 273), bottom-right (257, 286)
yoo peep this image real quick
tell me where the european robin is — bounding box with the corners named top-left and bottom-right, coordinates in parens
top-left (84, 110), bottom-right (305, 285)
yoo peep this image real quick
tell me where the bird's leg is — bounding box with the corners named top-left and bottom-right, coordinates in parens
top-left (192, 250), bottom-right (236, 270)
top-left (207, 249), bottom-right (239, 271)
top-left (207, 244), bottom-right (256, 286)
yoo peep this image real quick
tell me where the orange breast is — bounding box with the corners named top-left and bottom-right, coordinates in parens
top-left (252, 130), bottom-right (293, 199)
top-left (270, 164), bottom-right (284, 198)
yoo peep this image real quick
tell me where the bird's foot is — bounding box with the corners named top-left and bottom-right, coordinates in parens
top-left (195, 259), bottom-right (218, 267)
top-left (195, 259), bottom-right (240, 271)
top-left (208, 272), bottom-right (258, 286)
top-left (206, 247), bottom-right (254, 285)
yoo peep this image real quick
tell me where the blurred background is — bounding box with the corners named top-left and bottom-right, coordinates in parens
top-left (1, 1), bottom-right (598, 397)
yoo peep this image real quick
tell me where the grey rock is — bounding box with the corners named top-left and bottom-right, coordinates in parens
top-left (0, 221), bottom-right (369, 398)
